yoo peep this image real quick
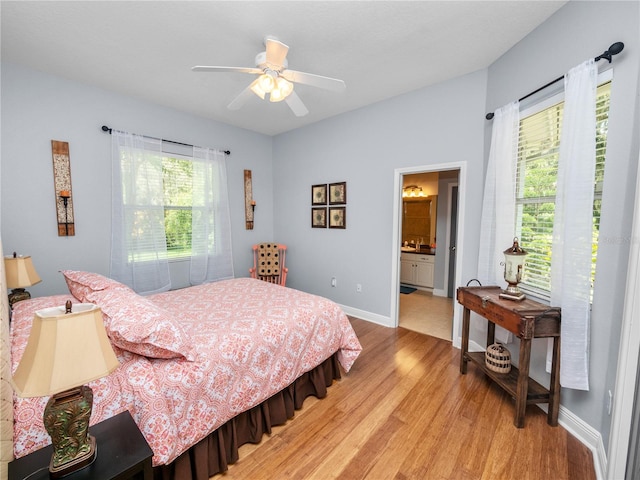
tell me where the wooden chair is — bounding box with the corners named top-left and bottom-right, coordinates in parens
top-left (249, 243), bottom-right (288, 286)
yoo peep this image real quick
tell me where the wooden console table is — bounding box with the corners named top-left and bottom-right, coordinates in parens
top-left (457, 286), bottom-right (561, 428)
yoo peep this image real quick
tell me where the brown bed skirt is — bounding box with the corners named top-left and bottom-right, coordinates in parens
top-left (153, 353), bottom-right (341, 480)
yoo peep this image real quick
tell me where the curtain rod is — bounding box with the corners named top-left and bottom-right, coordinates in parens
top-left (101, 125), bottom-right (230, 155)
top-left (485, 42), bottom-right (624, 120)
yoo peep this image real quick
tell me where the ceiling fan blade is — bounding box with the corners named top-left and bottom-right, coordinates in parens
top-left (192, 66), bottom-right (262, 75)
top-left (281, 70), bottom-right (346, 93)
top-left (227, 84), bottom-right (256, 111)
top-left (265, 38), bottom-right (289, 68)
top-left (285, 91), bottom-right (309, 117)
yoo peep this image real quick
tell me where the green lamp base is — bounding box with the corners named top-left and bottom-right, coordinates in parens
top-left (43, 385), bottom-right (97, 478)
top-left (8, 288), bottom-right (31, 309)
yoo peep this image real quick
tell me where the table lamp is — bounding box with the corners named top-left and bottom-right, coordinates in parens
top-left (499, 237), bottom-right (528, 301)
top-left (4, 252), bottom-right (41, 308)
top-left (12, 301), bottom-right (120, 478)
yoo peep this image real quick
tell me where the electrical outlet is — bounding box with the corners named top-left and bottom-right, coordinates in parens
top-left (356, 283), bottom-right (362, 293)
top-left (331, 277), bottom-right (337, 287)
top-left (607, 390), bottom-right (613, 415)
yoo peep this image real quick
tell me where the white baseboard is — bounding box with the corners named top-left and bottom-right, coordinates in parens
top-left (339, 304), bottom-right (392, 328)
top-left (433, 288), bottom-right (447, 297)
top-left (595, 434), bottom-right (607, 480)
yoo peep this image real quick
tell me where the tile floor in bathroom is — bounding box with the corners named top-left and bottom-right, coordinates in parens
top-left (398, 288), bottom-right (453, 341)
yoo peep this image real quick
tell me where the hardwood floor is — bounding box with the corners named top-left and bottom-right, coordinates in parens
top-left (212, 318), bottom-right (596, 479)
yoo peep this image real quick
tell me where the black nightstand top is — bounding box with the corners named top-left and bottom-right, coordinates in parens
top-left (9, 410), bottom-right (153, 480)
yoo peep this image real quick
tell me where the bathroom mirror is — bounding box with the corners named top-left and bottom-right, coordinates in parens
top-left (402, 196), bottom-right (437, 246)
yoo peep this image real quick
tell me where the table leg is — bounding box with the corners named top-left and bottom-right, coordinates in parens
top-left (548, 336), bottom-right (561, 426)
top-left (487, 322), bottom-right (496, 348)
top-left (515, 337), bottom-right (532, 428)
top-left (460, 307), bottom-right (470, 374)
top-left (143, 457), bottom-right (153, 480)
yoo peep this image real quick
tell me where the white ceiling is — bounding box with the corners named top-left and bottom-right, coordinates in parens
top-left (1, 1), bottom-right (566, 136)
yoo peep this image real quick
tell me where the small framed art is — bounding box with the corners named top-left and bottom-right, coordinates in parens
top-left (312, 184), bottom-right (327, 205)
top-left (329, 182), bottom-right (347, 205)
top-left (328, 206), bottom-right (346, 229)
top-left (312, 207), bottom-right (327, 228)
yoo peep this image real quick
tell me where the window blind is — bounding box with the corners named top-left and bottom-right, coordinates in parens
top-left (515, 81), bottom-right (611, 298)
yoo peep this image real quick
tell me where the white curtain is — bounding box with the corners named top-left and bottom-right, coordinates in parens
top-left (189, 146), bottom-right (234, 285)
top-left (478, 101), bottom-right (520, 344)
top-left (550, 59), bottom-right (598, 391)
top-left (110, 130), bottom-right (171, 294)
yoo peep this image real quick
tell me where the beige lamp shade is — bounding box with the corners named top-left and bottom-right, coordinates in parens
top-left (4, 255), bottom-right (41, 289)
top-left (12, 303), bottom-right (119, 397)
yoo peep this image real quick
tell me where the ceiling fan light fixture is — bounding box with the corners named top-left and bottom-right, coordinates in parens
top-left (249, 78), bottom-right (266, 100)
top-left (269, 87), bottom-right (286, 103)
top-left (269, 78), bottom-right (294, 103)
top-left (277, 77), bottom-right (293, 98)
top-left (258, 71), bottom-right (276, 93)
top-left (194, 36), bottom-right (343, 115)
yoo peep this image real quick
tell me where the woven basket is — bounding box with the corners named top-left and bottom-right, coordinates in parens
top-left (485, 343), bottom-right (512, 374)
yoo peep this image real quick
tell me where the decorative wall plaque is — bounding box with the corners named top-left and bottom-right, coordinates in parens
top-left (52, 140), bottom-right (75, 236)
top-left (244, 169), bottom-right (255, 230)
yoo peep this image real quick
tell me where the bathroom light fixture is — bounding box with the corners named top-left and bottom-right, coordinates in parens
top-left (402, 185), bottom-right (425, 198)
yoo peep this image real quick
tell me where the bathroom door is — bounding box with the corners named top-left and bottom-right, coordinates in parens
top-left (447, 185), bottom-right (458, 298)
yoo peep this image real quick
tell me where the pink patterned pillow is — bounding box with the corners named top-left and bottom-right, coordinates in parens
top-left (61, 270), bottom-right (132, 302)
top-left (85, 287), bottom-right (196, 361)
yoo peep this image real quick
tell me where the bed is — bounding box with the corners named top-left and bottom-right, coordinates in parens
top-left (5, 270), bottom-right (362, 479)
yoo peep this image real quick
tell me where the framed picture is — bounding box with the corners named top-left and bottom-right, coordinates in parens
top-left (329, 182), bottom-right (347, 205)
top-left (312, 207), bottom-right (327, 228)
top-left (328, 206), bottom-right (346, 229)
top-left (312, 184), bottom-right (327, 205)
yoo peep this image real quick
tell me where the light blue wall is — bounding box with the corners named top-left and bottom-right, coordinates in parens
top-left (1, 62), bottom-right (274, 296)
top-left (272, 70), bottom-right (487, 316)
top-left (485, 0), bottom-right (640, 449)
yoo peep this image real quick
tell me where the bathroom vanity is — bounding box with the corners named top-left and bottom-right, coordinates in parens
top-left (400, 251), bottom-right (434, 288)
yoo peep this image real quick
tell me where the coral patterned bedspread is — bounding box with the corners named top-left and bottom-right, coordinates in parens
top-left (11, 278), bottom-right (361, 466)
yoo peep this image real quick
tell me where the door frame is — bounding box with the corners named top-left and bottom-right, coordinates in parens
top-left (390, 161), bottom-right (467, 349)
top-left (607, 157), bottom-right (640, 478)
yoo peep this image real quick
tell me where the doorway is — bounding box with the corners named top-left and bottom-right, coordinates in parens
top-left (391, 162), bottom-right (467, 348)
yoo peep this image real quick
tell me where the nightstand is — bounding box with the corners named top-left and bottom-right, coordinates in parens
top-left (9, 410), bottom-right (153, 480)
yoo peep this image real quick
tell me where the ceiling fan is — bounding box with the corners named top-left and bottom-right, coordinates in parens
top-left (192, 36), bottom-right (346, 117)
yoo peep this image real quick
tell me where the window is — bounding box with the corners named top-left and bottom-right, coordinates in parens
top-left (119, 152), bottom-right (196, 263)
top-left (163, 155), bottom-right (194, 259)
top-left (124, 152), bottom-right (217, 261)
top-left (515, 81), bottom-right (611, 299)
top-left (112, 131), bottom-right (232, 293)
